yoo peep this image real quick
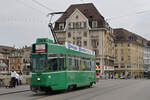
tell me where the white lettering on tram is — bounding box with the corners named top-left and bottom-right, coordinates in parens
top-left (65, 42), bottom-right (95, 55)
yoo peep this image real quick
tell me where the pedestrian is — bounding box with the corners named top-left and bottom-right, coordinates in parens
top-left (96, 72), bottom-right (100, 82)
top-left (10, 69), bottom-right (17, 88)
top-left (15, 73), bottom-right (19, 86)
top-left (19, 73), bottom-right (23, 85)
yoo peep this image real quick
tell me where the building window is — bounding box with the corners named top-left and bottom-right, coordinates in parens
top-left (68, 32), bottom-right (71, 38)
top-left (127, 65), bottom-right (131, 68)
top-left (121, 49), bottom-right (124, 54)
top-left (115, 44), bottom-right (117, 47)
top-left (79, 22), bottom-right (82, 28)
top-left (92, 21), bottom-right (98, 28)
top-left (76, 15), bottom-right (79, 19)
top-left (84, 41), bottom-right (87, 46)
top-left (115, 50), bottom-right (118, 55)
top-left (128, 43), bottom-right (130, 47)
top-left (59, 23), bottom-right (64, 30)
top-left (83, 22), bottom-right (87, 28)
top-left (116, 57), bottom-right (118, 61)
top-left (76, 22), bottom-right (79, 29)
top-left (94, 50), bottom-right (99, 55)
top-left (121, 65), bottom-right (125, 68)
top-left (68, 23), bottom-right (71, 29)
top-left (84, 32), bottom-right (87, 37)
top-left (121, 43), bottom-right (123, 47)
top-left (73, 22), bottom-right (76, 29)
top-left (128, 56), bottom-right (130, 61)
top-left (77, 41), bottom-right (81, 46)
top-left (121, 57), bottom-right (124, 61)
top-left (91, 40), bottom-right (99, 48)
top-left (70, 23), bottom-right (73, 29)
top-left (114, 66), bottom-right (118, 68)
top-left (128, 49), bottom-right (130, 54)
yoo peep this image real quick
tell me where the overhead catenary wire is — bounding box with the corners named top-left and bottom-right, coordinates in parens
top-left (31, 0), bottom-right (54, 11)
top-left (15, 0), bottom-right (46, 15)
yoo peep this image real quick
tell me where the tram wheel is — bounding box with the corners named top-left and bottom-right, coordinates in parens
top-left (67, 85), bottom-right (77, 91)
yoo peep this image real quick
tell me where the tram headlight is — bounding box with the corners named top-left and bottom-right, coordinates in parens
top-left (37, 78), bottom-right (40, 81)
top-left (48, 75), bottom-right (51, 79)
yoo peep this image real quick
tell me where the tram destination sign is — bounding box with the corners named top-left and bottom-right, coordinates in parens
top-left (65, 42), bottom-right (95, 55)
top-left (35, 44), bottom-right (46, 53)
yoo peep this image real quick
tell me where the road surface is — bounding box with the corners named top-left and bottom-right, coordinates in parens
top-left (0, 79), bottom-right (150, 100)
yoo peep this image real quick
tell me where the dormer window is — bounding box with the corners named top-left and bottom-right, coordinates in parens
top-left (76, 15), bottom-right (79, 19)
top-left (84, 9), bottom-right (88, 12)
top-left (59, 23), bottom-right (64, 30)
top-left (92, 21), bottom-right (98, 28)
top-left (83, 22), bottom-right (87, 28)
top-left (68, 22), bottom-right (73, 29)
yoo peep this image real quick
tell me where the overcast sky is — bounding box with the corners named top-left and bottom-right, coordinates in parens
top-left (1, 0), bottom-right (150, 48)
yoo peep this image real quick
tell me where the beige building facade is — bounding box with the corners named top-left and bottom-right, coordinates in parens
top-left (114, 28), bottom-right (144, 78)
top-left (9, 49), bottom-right (23, 73)
top-left (54, 3), bottom-right (115, 78)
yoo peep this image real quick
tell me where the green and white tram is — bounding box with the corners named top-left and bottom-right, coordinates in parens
top-left (30, 38), bottom-right (96, 92)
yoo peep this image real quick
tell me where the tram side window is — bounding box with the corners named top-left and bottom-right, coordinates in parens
top-left (79, 57), bottom-right (85, 71)
top-left (86, 59), bottom-right (91, 71)
top-left (68, 54), bottom-right (78, 70)
top-left (91, 59), bottom-right (95, 71)
top-left (59, 54), bottom-right (66, 70)
top-left (68, 54), bottom-right (94, 71)
top-left (48, 58), bottom-right (58, 71)
top-left (68, 57), bottom-right (73, 70)
top-left (83, 60), bottom-right (87, 70)
top-left (89, 60), bottom-right (92, 70)
top-left (74, 59), bottom-right (79, 70)
top-left (85, 58), bottom-right (91, 71)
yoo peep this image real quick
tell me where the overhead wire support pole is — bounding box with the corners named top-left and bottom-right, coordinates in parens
top-left (47, 12), bottom-right (65, 44)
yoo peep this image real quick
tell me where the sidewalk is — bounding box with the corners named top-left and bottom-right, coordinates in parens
top-left (0, 85), bottom-right (30, 95)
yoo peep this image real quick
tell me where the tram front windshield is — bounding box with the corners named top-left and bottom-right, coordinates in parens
top-left (32, 53), bottom-right (65, 72)
top-left (32, 55), bottom-right (47, 72)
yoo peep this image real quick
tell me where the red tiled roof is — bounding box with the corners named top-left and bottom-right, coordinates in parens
top-left (55, 3), bottom-right (106, 29)
top-left (114, 28), bottom-right (132, 41)
top-left (57, 3), bottom-right (104, 21)
top-left (114, 28), bottom-right (146, 45)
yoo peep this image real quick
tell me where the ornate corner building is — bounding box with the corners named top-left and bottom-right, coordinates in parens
top-left (54, 3), bottom-right (115, 77)
top-left (114, 28), bottom-right (145, 78)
